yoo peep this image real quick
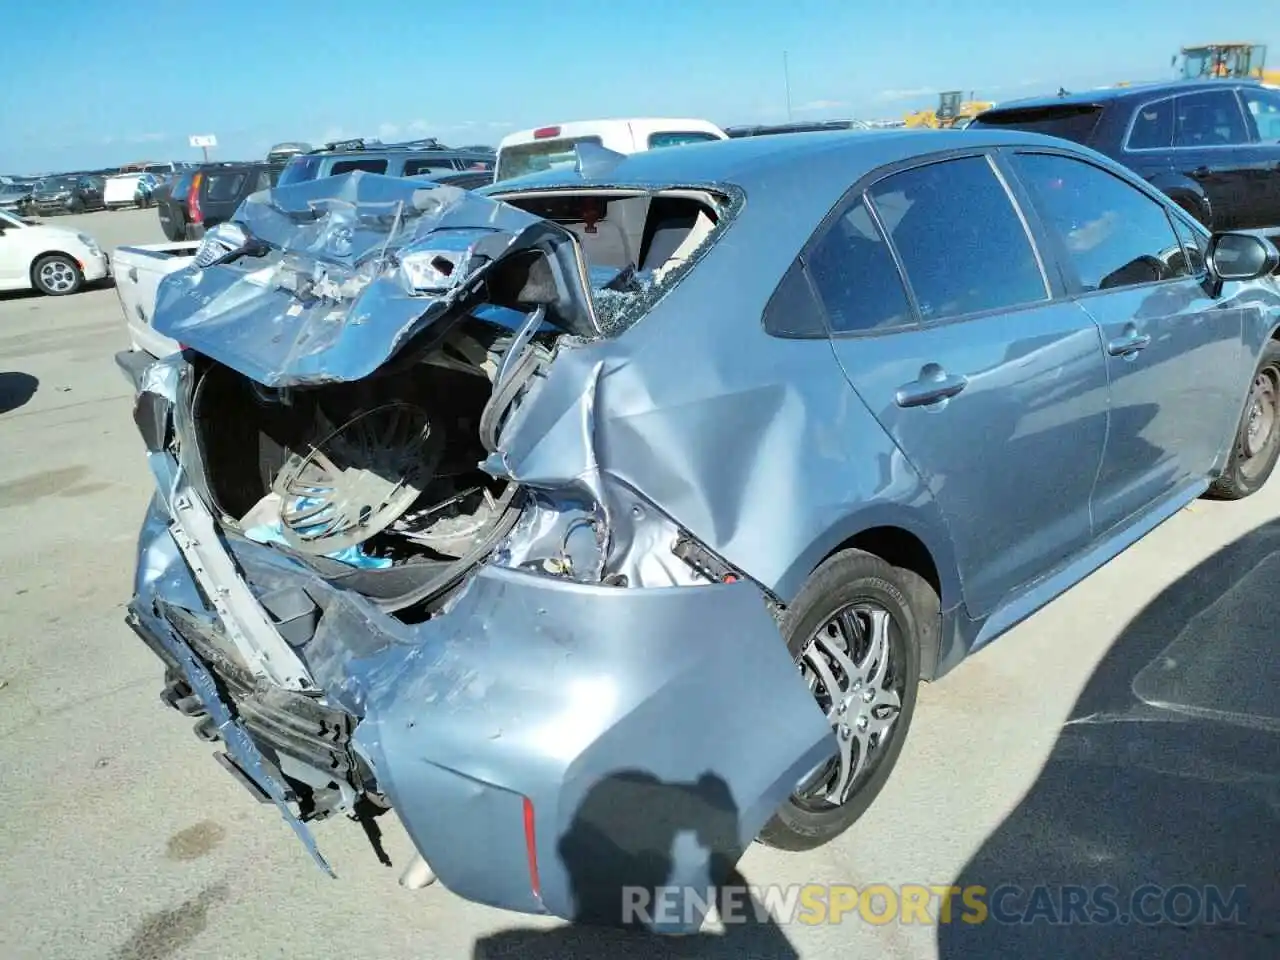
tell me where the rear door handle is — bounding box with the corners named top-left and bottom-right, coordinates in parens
top-left (1107, 332), bottom-right (1152, 356)
top-left (895, 368), bottom-right (968, 408)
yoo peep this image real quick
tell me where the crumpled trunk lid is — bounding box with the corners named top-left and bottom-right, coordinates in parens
top-left (150, 171), bottom-right (599, 388)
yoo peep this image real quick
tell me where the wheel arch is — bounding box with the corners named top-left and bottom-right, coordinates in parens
top-left (774, 505), bottom-right (964, 682)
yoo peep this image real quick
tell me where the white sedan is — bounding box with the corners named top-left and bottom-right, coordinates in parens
top-left (0, 209), bottom-right (110, 295)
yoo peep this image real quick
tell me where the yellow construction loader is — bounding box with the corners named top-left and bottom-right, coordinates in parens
top-left (903, 91), bottom-right (997, 129)
top-left (1175, 43), bottom-right (1280, 84)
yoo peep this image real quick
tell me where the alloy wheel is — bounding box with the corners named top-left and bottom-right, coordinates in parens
top-left (1240, 364), bottom-right (1280, 480)
top-left (793, 601), bottom-right (905, 809)
top-left (38, 259), bottom-right (78, 294)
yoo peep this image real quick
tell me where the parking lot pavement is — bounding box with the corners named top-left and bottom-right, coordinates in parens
top-left (0, 209), bottom-right (1275, 958)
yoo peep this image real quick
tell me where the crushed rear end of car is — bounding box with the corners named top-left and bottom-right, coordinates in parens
top-left (120, 168), bottom-right (834, 931)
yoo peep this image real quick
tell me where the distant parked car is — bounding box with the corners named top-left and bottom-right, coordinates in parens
top-left (155, 162), bottom-right (284, 241)
top-left (104, 173), bottom-right (160, 211)
top-left (0, 182), bottom-right (33, 216)
top-left (0, 208), bottom-right (109, 294)
top-left (266, 141), bottom-right (312, 164)
top-left (970, 78), bottom-right (1280, 230)
top-left (29, 175), bottom-right (105, 215)
top-left (276, 138), bottom-right (495, 187)
top-left (494, 117), bottom-right (727, 181)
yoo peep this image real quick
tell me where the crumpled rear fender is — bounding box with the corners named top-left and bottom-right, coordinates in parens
top-left (133, 494), bottom-right (834, 932)
top-left (332, 565), bottom-right (835, 930)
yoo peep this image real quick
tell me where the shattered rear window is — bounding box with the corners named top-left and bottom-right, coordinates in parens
top-left (495, 185), bottom-right (742, 338)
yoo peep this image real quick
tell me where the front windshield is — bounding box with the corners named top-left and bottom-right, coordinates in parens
top-left (37, 177), bottom-right (76, 191)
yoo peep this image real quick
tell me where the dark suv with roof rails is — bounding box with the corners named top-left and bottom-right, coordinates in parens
top-left (276, 137), bottom-right (495, 187)
top-left (970, 79), bottom-right (1280, 231)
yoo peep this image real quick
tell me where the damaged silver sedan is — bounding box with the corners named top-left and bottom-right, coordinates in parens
top-left (120, 130), bottom-right (1280, 931)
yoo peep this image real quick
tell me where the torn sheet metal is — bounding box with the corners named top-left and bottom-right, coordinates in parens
top-left (130, 601), bottom-right (334, 877)
top-left (149, 171), bottom-right (598, 387)
top-left (301, 560), bottom-right (833, 930)
top-left (131, 496), bottom-right (834, 930)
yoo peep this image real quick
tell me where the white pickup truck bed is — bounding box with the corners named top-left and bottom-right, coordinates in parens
top-left (112, 241), bottom-right (199, 359)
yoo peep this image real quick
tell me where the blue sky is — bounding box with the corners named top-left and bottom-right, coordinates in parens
top-left (2, 0), bottom-right (1275, 174)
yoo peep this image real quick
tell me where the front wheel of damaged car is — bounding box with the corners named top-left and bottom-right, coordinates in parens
top-left (758, 549), bottom-right (934, 852)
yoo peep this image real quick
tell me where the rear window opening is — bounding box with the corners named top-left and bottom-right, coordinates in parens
top-left (494, 187), bottom-right (730, 333)
top-left (496, 187), bottom-right (725, 277)
top-left (495, 136), bottom-right (603, 182)
top-left (969, 105), bottom-right (1104, 145)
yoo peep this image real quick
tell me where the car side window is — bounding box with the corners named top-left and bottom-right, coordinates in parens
top-left (803, 196), bottom-right (914, 333)
top-left (330, 158), bottom-right (387, 175)
top-left (1012, 152), bottom-right (1192, 291)
top-left (868, 156), bottom-right (1048, 324)
top-left (1239, 86), bottom-right (1280, 141)
top-left (1127, 99), bottom-right (1174, 149)
top-left (403, 159), bottom-right (456, 177)
top-left (1173, 90), bottom-right (1249, 147)
top-left (763, 258), bottom-right (830, 337)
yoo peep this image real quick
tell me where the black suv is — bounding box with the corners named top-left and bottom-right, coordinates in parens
top-left (969, 79), bottom-right (1280, 231)
top-left (276, 137), bottom-right (495, 187)
top-left (29, 174), bottom-right (106, 215)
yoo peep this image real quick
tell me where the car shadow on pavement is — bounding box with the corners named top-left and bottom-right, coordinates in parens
top-left (0, 371), bottom-right (38, 414)
top-left (472, 770), bottom-right (799, 960)
top-left (938, 515), bottom-right (1280, 959)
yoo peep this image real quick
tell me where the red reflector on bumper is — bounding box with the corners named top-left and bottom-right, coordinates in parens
top-left (522, 795), bottom-right (541, 900)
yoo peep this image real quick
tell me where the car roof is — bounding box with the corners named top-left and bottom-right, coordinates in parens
top-left (485, 127), bottom-right (1127, 260)
top-left (983, 78), bottom-right (1264, 112)
top-left (489, 127), bottom-right (1086, 196)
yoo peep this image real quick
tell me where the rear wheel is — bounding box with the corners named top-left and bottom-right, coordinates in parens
top-left (757, 549), bottom-right (934, 852)
top-left (32, 254), bottom-right (83, 296)
top-left (1208, 341), bottom-right (1280, 499)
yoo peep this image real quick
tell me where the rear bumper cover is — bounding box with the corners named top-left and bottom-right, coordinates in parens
top-left (130, 473), bottom-right (833, 930)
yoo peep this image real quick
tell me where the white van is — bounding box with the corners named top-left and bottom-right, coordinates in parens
top-left (494, 117), bottom-right (727, 182)
top-left (103, 173), bottom-right (157, 210)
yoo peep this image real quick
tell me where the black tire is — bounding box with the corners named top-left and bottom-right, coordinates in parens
top-left (31, 254), bottom-right (84, 296)
top-left (1208, 340), bottom-right (1280, 499)
top-left (757, 548), bottom-right (936, 852)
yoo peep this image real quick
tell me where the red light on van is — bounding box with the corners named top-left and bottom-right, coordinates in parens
top-left (533, 126), bottom-right (561, 140)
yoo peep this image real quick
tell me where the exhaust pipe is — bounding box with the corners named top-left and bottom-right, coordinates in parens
top-left (398, 853), bottom-right (437, 890)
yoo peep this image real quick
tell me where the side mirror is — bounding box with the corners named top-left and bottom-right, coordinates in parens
top-left (1206, 232), bottom-right (1280, 281)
